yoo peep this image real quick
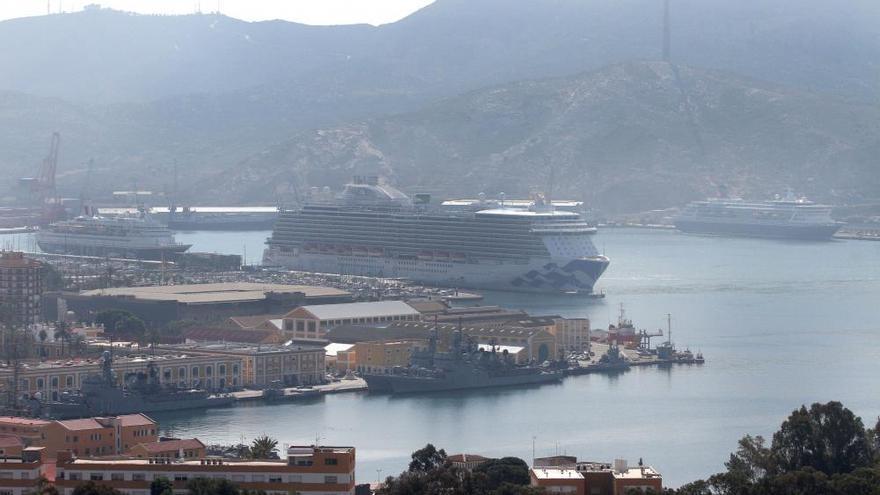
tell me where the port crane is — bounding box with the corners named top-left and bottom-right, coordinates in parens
top-left (19, 132), bottom-right (65, 225)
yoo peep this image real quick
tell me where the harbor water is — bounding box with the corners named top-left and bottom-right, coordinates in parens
top-left (6, 228), bottom-right (880, 486)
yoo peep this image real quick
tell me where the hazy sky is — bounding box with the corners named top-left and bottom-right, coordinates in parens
top-left (0, 0), bottom-right (436, 25)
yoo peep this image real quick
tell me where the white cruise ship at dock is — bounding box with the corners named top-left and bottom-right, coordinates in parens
top-left (263, 178), bottom-right (609, 294)
top-left (36, 211), bottom-right (191, 260)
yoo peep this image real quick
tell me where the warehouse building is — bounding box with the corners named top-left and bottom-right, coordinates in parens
top-left (281, 300), bottom-right (421, 339)
top-left (46, 283), bottom-right (351, 325)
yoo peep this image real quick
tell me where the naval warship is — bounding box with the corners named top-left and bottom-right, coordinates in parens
top-left (363, 329), bottom-right (562, 394)
top-left (30, 352), bottom-right (234, 419)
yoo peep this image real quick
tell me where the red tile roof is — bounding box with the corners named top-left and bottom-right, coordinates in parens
top-left (118, 414), bottom-right (155, 427)
top-left (0, 435), bottom-right (23, 448)
top-left (56, 418), bottom-right (103, 431)
top-left (0, 417), bottom-right (51, 426)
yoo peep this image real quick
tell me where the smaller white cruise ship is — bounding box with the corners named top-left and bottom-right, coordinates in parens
top-left (674, 194), bottom-right (842, 240)
top-left (36, 211), bottom-right (191, 260)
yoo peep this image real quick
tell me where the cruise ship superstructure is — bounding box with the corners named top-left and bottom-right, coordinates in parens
top-left (37, 210), bottom-right (191, 259)
top-left (263, 179), bottom-right (609, 294)
top-left (674, 195), bottom-right (842, 240)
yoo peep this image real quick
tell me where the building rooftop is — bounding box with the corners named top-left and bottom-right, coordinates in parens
top-left (0, 435), bottom-right (24, 448)
top-left (324, 343), bottom-right (355, 356)
top-left (288, 300), bottom-right (421, 321)
top-left (0, 417), bottom-right (51, 427)
top-left (183, 326), bottom-right (281, 345)
top-left (161, 341), bottom-right (325, 355)
top-left (136, 438), bottom-right (205, 454)
top-left (612, 467), bottom-right (662, 480)
top-left (531, 468), bottom-right (584, 480)
top-left (79, 283), bottom-right (349, 305)
top-left (0, 252), bottom-right (42, 269)
top-left (56, 418), bottom-right (104, 431)
top-left (448, 453), bottom-right (490, 463)
top-left (118, 414), bottom-right (155, 428)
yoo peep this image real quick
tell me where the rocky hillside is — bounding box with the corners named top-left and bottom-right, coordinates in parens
top-left (214, 62), bottom-right (880, 213)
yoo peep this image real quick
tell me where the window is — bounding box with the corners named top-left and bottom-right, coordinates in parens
top-left (173, 475), bottom-right (188, 482)
top-left (324, 458), bottom-right (338, 465)
top-left (324, 476), bottom-right (338, 484)
top-left (307, 321), bottom-right (317, 332)
top-left (251, 475), bottom-right (265, 482)
top-left (231, 475), bottom-right (245, 482)
top-left (69, 473), bottom-right (81, 481)
top-left (0, 473), bottom-right (12, 480)
top-left (205, 366), bottom-right (213, 376)
top-left (219, 365), bottom-right (226, 375)
top-left (288, 475), bottom-right (302, 483)
top-left (66, 376), bottom-right (73, 387)
top-left (36, 378), bottom-right (44, 389)
top-left (232, 365), bottom-right (239, 375)
top-left (192, 366), bottom-right (199, 377)
top-left (90, 473), bottom-right (104, 481)
top-left (111, 473), bottom-right (124, 481)
top-left (179, 367), bottom-right (187, 378)
top-left (131, 473), bottom-right (145, 481)
top-left (268, 476), bottom-right (282, 483)
top-left (296, 321), bottom-right (305, 332)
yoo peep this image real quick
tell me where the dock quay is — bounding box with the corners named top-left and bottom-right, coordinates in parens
top-left (565, 342), bottom-right (705, 376)
top-left (230, 378), bottom-right (367, 402)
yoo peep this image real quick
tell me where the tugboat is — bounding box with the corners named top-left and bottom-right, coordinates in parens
top-left (363, 329), bottom-right (562, 394)
top-left (29, 352), bottom-right (234, 419)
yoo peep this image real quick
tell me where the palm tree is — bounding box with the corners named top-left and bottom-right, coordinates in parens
top-left (71, 334), bottom-right (87, 356)
top-left (249, 435), bottom-right (279, 459)
top-left (53, 320), bottom-right (71, 357)
top-left (38, 329), bottom-right (47, 359)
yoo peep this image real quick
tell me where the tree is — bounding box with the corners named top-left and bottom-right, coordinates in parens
top-left (249, 435), bottom-right (279, 459)
top-left (71, 481), bottom-right (124, 495)
top-left (150, 476), bottom-right (173, 495)
top-left (474, 457), bottom-right (531, 491)
top-left (407, 443), bottom-right (447, 472)
top-left (37, 328), bottom-right (48, 358)
top-left (31, 475), bottom-right (59, 495)
top-left (95, 309), bottom-right (146, 339)
top-left (53, 320), bottom-right (71, 356)
top-left (186, 478), bottom-right (240, 495)
top-left (772, 401), bottom-right (872, 476)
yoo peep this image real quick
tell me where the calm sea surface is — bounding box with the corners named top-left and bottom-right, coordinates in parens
top-left (6, 228), bottom-right (880, 486)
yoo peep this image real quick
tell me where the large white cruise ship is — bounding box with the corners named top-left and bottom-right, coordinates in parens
top-left (263, 178), bottom-right (609, 294)
top-left (36, 211), bottom-right (191, 260)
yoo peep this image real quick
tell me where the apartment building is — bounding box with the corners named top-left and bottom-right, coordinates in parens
top-left (0, 414), bottom-right (157, 459)
top-left (55, 445), bottom-right (356, 495)
top-left (0, 252), bottom-right (43, 327)
top-left (0, 448), bottom-right (47, 495)
top-left (532, 457), bottom-right (663, 495)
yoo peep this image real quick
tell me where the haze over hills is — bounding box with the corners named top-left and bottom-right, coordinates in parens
top-left (0, 0), bottom-right (878, 209)
top-left (214, 62), bottom-right (880, 213)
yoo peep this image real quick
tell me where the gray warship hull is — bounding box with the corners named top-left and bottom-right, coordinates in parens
top-left (44, 394), bottom-right (234, 420)
top-left (364, 368), bottom-right (562, 394)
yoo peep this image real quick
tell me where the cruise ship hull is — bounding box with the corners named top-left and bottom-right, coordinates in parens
top-left (37, 238), bottom-right (191, 260)
top-left (263, 250), bottom-right (609, 294)
top-left (674, 219), bottom-right (842, 240)
top-left (363, 369), bottom-right (562, 394)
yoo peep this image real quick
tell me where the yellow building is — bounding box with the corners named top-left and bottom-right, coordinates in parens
top-left (353, 341), bottom-right (418, 374)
